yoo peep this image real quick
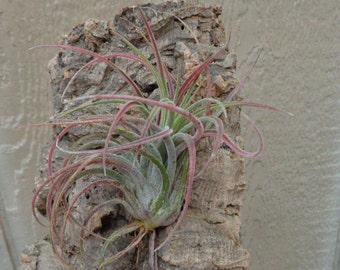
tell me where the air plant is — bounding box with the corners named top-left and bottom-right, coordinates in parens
top-left (31, 8), bottom-right (283, 270)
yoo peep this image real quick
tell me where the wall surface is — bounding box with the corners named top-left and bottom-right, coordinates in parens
top-left (0, 1), bottom-right (338, 270)
top-left (224, 1), bottom-right (340, 270)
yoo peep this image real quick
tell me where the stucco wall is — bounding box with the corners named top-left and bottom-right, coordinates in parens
top-left (0, 1), bottom-right (339, 269)
top-left (225, 1), bottom-right (340, 269)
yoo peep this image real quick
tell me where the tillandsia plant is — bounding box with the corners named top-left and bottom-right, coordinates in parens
top-left (31, 7), bottom-right (284, 270)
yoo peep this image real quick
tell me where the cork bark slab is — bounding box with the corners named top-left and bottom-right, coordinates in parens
top-left (21, 2), bottom-right (249, 269)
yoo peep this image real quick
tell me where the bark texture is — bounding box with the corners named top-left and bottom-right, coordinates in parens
top-left (20, 2), bottom-right (248, 269)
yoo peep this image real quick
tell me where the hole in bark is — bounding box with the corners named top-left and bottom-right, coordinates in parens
top-left (101, 215), bottom-right (112, 231)
top-left (95, 213), bottom-right (115, 233)
top-left (174, 18), bottom-right (185, 30)
top-left (143, 83), bottom-right (158, 93)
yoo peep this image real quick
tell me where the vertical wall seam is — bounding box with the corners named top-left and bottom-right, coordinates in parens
top-left (0, 194), bottom-right (17, 270)
top-left (333, 216), bottom-right (340, 270)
